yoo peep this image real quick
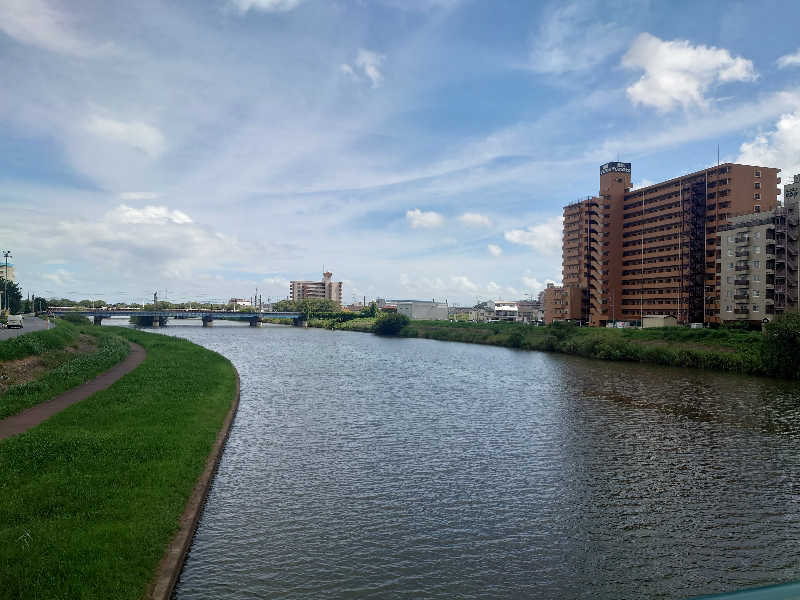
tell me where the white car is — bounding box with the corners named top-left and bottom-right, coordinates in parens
top-left (7, 315), bottom-right (23, 328)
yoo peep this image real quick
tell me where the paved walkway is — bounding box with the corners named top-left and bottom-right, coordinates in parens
top-left (0, 342), bottom-right (146, 440)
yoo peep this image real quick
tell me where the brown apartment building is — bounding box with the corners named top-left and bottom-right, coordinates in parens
top-left (558, 162), bottom-right (780, 326)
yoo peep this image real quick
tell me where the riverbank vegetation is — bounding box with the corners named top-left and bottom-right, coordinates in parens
top-left (0, 319), bottom-right (130, 419)
top-left (304, 314), bottom-right (800, 379)
top-left (0, 327), bottom-right (237, 599)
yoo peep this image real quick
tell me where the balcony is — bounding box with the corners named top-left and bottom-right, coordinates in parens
top-left (734, 236), bottom-right (749, 244)
top-left (734, 294), bottom-right (749, 300)
top-left (735, 249), bottom-right (750, 257)
top-left (734, 308), bottom-right (750, 314)
top-left (735, 265), bottom-right (750, 271)
top-left (734, 279), bottom-right (749, 286)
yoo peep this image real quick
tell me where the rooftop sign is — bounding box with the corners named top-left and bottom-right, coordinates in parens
top-left (600, 162), bottom-right (631, 175)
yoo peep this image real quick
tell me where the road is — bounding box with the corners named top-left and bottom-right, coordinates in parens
top-left (0, 315), bottom-right (51, 340)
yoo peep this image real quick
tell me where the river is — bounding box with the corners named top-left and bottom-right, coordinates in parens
top-left (136, 321), bottom-right (800, 599)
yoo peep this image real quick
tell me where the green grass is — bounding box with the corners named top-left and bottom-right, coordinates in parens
top-left (0, 327), bottom-right (131, 419)
top-left (0, 319), bottom-right (78, 361)
top-left (0, 327), bottom-right (237, 600)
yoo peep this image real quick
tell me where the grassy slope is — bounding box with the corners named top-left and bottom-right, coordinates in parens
top-left (0, 319), bottom-right (77, 361)
top-left (0, 327), bottom-right (130, 419)
top-left (0, 327), bottom-right (237, 600)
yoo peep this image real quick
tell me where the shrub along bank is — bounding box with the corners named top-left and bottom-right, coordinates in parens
top-left (305, 314), bottom-right (799, 379)
top-left (0, 327), bottom-right (237, 599)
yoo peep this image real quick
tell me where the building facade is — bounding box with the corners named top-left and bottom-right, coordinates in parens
top-left (561, 162), bottom-right (781, 326)
top-left (542, 283), bottom-right (585, 324)
top-left (289, 271), bottom-right (343, 306)
top-left (395, 300), bottom-right (448, 320)
top-left (718, 182), bottom-right (799, 325)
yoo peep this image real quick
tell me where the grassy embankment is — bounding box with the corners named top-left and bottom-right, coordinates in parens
top-left (0, 319), bottom-right (130, 419)
top-left (0, 327), bottom-right (237, 599)
top-left (307, 317), bottom-right (772, 376)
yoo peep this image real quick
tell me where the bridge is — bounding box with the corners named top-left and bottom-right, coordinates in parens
top-left (47, 309), bottom-right (301, 328)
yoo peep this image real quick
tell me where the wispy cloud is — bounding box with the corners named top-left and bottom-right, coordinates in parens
top-left (85, 115), bottom-right (166, 158)
top-left (229, 0), bottom-right (304, 14)
top-left (504, 216), bottom-right (563, 254)
top-left (777, 49), bottom-right (800, 69)
top-left (341, 48), bottom-right (386, 88)
top-left (458, 212), bottom-right (491, 227)
top-left (487, 244), bottom-right (502, 257)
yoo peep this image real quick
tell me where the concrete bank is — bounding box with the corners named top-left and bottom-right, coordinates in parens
top-left (147, 369), bottom-right (241, 600)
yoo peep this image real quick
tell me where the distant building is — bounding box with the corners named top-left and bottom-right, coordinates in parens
top-left (642, 315), bottom-right (678, 328)
top-left (1, 262), bottom-right (14, 282)
top-left (717, 177), bottom-right (799, 325)
top-left (542, 283), bottom-right (585, 325)
top-left (394, 300), bottom-right (448, 321)
top-left (517, 300), bottom-right (543, 323)
top-left (289, 271), bottom-right (343, 306)
top-left (487, 300), bottom-right (519, 322)
top-left (229, 298), bottom-right (252, 308)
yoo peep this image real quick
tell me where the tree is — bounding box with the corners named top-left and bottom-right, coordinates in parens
top-left (374, 312), bottom-right (410, 335)
top-left (762, 312), bottom-right (800, 379)
top-left (361, 302), bottom-right (378, 318)
top-left (0, 277), bottom-right (22, 314)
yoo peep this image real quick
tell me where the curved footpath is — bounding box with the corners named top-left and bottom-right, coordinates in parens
top-left (0, 341), bottom-right (147, 440)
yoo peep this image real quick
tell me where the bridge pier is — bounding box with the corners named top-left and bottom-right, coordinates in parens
top-left (151, 318), bottom-right (160, 328)
top-left (202, 317), bottom-right (213, 327)
top-left (93, 316), bottom-right (103, 326)
top-left (249, 317), bottom-right (262, 327)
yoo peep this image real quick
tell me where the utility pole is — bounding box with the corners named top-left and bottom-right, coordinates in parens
top-left (3, 250), bottom-right (11, 313)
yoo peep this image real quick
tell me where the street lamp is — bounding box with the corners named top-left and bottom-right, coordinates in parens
top-left (2, 250), bottom-right (11, 313)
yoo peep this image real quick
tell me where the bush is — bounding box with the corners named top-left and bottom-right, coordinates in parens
top-left (374, 313), bottom-right (410, 335)
top-left (762, 312), bottom-right (800, 379)
top-left (60, 313), bottom-right (91, 325)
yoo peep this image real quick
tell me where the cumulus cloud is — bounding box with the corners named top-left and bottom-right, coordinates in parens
top-left (777, 50), bottom-right (800, 69)
top-left (458, 212), bottom-right (491, 227)
top-left (86, 115), bottom-right (166, 158)
top-left (504, 216), bottom-right (563, 254)
top-left (42, 268), bottom-right (76, 286)
top-left (530, 2), bottom-right (628, 74)
top-left (521, 276), bottom-right (557, 295)
top-left (487, 244), bottom-right (502, 257)
top-left (406, 208), bottom-right (444, 229)
top-left (0, 0), bottom-right (112, 57)
top-left (229, 0), bottom-right (303, 13)
top-left (341, 48), bottom-right (386, 88)
top-left (622, 33), bottom-right (757, 111)
top-left (737, 111), bottom-right (800, 184)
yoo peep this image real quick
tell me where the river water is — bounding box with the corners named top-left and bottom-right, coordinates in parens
top-left (144, 321), bottom-right (800, 599)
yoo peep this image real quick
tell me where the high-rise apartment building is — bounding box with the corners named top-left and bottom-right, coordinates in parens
top-left (718, 176), bottom-right (799, 324)
top-left (289, 271), bottom-right (343, 306)
top-left (561, 162), bottom-right (781, 326)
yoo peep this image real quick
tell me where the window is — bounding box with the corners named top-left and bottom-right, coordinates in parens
top-left (753, 304), bottom-right (760, 312)
top-left (754, 193), bottom-right (761, 200)
top-left (754, 204), bottom-right (761, 212)
top-left (753, 260), bottom-right (761, 268)
top-left (755, 182), bottom-right (761, 189)
top-left (727, 276), bottom-right (733, 284)
top-left (755, 170), bottom-right (761, 177)
top-left (726, 305), bottom-right (732, 312)
top-left (754, 274), bottom-right (760, 282)
top-left (754, 246), bottom-right (761, 254)
top-left (728, 235), bottom-right (734, 243)
top-left (755, 231), bottom-right (761, 239)
top-left (753, 290), bottom-right (760, 298)
top-left (727, 249), bottom-right (733, 256)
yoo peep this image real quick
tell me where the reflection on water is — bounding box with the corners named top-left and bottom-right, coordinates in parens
top-left (145, 323), bottom-right (800, 599)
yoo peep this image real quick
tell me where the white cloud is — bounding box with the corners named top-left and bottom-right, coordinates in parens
top-left (119, 192), bottom-right (160, 201)
top-left (487, 244), bottom-right (502, 257)
top-left (451, 275), bottom-right (478, 292)
top-left (341, 48), bottom-right (385, 88)
top-left (504, 216), bottom-right (563, 254)
top-left (777, 50), bottom-right (800, 69)
top-left (458, 212), bottom-right (491, 227)
top-left (622, 33), bottom-right (757, 111)
top-left (0, 0), bottom-right (112, 57)
top-left (229, 0), bottom-right (303, 13)
top-left (521, 276), bottom-right (557, 295)
top-left (114, 204), bottom-right (193, 225)
top-left (42, 268), bottom-right (76, 287)
top-left (406, 208), bottom-right (444, 228)
top-left (86, 115), bottom-right (166, 158)
top-left (529, 3), bottom-right (629, 74)
top-left (737, 111), bottom-right (800, 185)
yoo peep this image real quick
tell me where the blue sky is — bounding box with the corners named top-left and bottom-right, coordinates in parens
top-left (2, 0), bottom-right (800, 305)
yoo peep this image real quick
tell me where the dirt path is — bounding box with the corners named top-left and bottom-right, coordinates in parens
top-left (0, 342), bottom-right (146, 441)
